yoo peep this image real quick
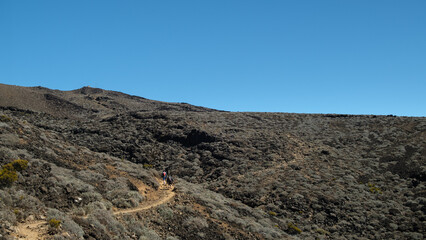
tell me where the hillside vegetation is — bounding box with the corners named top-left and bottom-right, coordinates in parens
top-left (0, 83), bottom-right (425, 239)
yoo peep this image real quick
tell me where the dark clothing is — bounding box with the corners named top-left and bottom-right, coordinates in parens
top-left (167, 175), bottom-right (174, 185)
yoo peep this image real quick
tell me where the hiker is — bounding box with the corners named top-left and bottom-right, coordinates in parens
top-left (167, 175), bottom-right (174, 186)
top-left (162, 169), bottom-right (167, 185)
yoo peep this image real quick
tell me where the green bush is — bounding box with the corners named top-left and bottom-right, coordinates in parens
top-left (0, 159), bottom-right (28, 187)
top-left (143, 163), bottom-right (153, 169)
top-left (2, 163), bottom-right (14, 171)
top-left (268, 211), bottom-right (277, 216)
top-left (11, 159), bottom-right (28, 172)
top-left (367, 183), bottom-right (382, 194)
top-left (49, 218), bottom-right (61, 228)
top-left (287, 222), bottom-right (302, 234)
top-left (0, 167), bottom-right (18, 187)
top-left (2, 159), bottom-right (28, 172)
top-left (0, 115), bottom-right (11, 122)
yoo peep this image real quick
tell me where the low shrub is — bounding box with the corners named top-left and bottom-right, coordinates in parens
top-left (166, 237), bottom-right (180, 240)
top-left (122, 216), bottom-right (145, 237)
top-left (81, 191), bottom-right (103, 204)
top-left (71, 207), bottom-right (85, 216)
top-left (89, 209), bottom-right (127, 237)
top-left (143, 163), bottom-right (153, 169)
top-left (76, 170), bottom-right (106, 183)
top-left (367, 183), bottom-right (382, 194)
top-left (138, 227), bottom-right (161, 240)
top-left (10, 159), bottom-right (28, 172)
top-left (47, 208), bottom-right (84, 238)
top-left (183, 216), bottom-right (209, 229)
top-left (0, 159), bottom-right (28, 187)
top-left (12, 191), bottom-right (46, 220)
top-left (316, 228), bottom-right (330, 235)
top-left (84, 201), bottom-right (110, 214)
top-left (287, 222), bottom-right (302, 234)
top-left (107, 190), bottom-right (143, 208)
top-left (49, 218), bottom-right (61, 229)
top-left (0, 167), bottom-right (18, 187)
top-left (51, 167), bottom-right (95, 193)
top-left (0, 190), bottom-right (12, 205)
top-left (268, 211), bottom-right (277, 216)
top-left (0, 115), bottom-right (11, 122)
top-left (0, 209), bottom-right (17, 224)
top-left (157, 206), bottom-right (174, 220)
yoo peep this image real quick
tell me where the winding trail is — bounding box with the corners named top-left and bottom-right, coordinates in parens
top-left (13, 184), bottom-right (175, 240)
top-left (114, 186), bottom-right (175, 215)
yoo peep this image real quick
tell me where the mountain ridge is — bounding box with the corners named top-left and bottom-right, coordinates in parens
top-left (0, 83), bottom-right (216, 120)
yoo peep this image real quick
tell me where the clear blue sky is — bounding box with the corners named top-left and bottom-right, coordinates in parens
top-left (1, 1), bottom-right (425, 116)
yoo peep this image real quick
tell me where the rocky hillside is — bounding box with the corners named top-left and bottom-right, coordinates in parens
top-left (0, 83), bottom-right (425, 239)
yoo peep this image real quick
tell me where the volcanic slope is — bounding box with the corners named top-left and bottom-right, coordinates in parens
top-left (14, 183), bottom-right (175, 239)
top-left (0, 83), bottom-right (214, 119)
top-left (0, 84), bottom-right (425, 239)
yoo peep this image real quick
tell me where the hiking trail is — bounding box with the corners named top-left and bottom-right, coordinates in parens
top-left (13, 181), bottom-right (175, 240)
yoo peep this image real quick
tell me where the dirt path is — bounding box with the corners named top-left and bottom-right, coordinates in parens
top-left (114, 186), bottom-right (175, 215)
top-left (13, 183), bottom-right (175, 240)
top-left (13, 221), bottom-right (48, 240)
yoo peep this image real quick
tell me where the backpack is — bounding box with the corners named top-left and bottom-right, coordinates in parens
top-left (162, 171), bottom-right (166, 177)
